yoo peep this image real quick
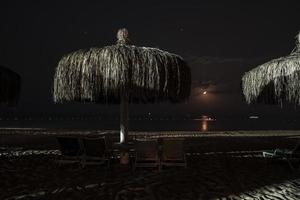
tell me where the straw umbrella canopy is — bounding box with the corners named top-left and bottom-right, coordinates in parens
top-left (242, 32), bottom-right (300, 105)
top-left (54, 28), bottom-right (191, 144)
top-left (0, 65), bottom-right (21, 106)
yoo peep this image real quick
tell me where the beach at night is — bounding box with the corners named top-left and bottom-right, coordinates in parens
top-left (1, 1), bottom-right (300, 199)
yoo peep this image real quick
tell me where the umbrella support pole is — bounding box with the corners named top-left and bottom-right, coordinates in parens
top-left (120, 92), bottom-right (129, 165)
top-left (120, 93), bottom-right (128, 144)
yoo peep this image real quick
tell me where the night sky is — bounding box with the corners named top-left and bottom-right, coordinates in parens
top-left (1, 1), bottom-right (300, 117)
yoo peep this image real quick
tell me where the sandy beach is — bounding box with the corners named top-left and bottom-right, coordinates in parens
top-left (1, 129), bottom-right (300, 200)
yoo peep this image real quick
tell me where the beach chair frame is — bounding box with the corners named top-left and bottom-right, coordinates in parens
top-left (262, 142), bottom-right (300, 170)
top-left (160, 138), bottom-right (187, 170)
top-left (133, 139), bottom-right (160, 171)
top-left (80, 136), bottom-right (112, 168)
top-left (55, 136), bottom-right (83, 165)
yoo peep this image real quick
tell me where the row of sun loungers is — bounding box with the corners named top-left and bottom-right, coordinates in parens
top-left (55, 136), bottom-right (187, 170)
top-left (56, 136), bottom-right (112, 168)
top-left (57, 135), bottom-right (300, 170)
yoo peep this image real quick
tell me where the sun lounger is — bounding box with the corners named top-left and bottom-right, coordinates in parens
top-left (56, 136), bottom-right (83, 165)
top-left (133, 140), bottom-right (160, 170)
top-left (262, 142), bottom-right (300, 170)
top-left (80, 136), bottom-right (111, 168)
top-left (160, 138), bottom-right (187, 169)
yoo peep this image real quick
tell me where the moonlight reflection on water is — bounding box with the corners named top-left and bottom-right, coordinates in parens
top-left (201, 120), bottom-right (208, 131)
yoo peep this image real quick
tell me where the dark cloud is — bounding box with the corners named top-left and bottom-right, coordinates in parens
top-left (192, 80), bottom-right (217, 89)
top-left (187, 56), bottom-right (246, 65)
top-left (191, 80), bottom-right (238, 98)
top-left (187, 55), bottom-right (250, 99)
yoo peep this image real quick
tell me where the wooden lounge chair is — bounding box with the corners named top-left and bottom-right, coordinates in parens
top-left (56, 136), bottom-right (83, 165)
top-left (133, 140), bottom-right (160, 171)
top-left (80, 136), bottom-right (111, 168)
top-left (160, 138), bottom-right (187, 169)
top-left (262, 142), bottom-right (300, 170)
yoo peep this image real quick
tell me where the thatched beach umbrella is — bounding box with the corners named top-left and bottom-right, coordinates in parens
top-left (54, 28), bottom-right (191, 144)
top-left (242, 32), bottom-right (300, 105)
top-left (0, 65), bottom-right (21, 106)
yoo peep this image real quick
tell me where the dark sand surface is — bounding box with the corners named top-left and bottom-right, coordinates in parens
top-left (1, 129), bottom-right (300, 200)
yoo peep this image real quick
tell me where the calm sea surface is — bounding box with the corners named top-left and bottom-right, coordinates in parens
top-left (0, 117), bottom-right (300, 131)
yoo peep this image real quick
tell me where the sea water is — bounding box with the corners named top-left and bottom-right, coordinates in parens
top-left (0, 116), bottom-right (300, 131)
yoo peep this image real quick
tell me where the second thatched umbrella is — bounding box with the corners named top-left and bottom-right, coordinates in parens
top-left (0, 65), bottom-right (21, 106)
top-left (54, 28), bottom-right (191, 144)
top-left (242, 32), bottom-right (300, 105)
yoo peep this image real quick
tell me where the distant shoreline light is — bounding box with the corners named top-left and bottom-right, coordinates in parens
top-left (194, 115), bottom-right (216, 121)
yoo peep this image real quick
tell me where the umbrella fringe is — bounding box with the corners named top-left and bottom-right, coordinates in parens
top-left (54, 45), bottom-right (191, 104)
top-left (242, 31), bottom-right (300, 105)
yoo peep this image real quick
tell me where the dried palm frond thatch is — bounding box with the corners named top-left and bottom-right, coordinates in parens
top-left (0, 65), bottom-right (21, 106)
top-left (54, 30), bottom-right (191, 104)
top-left (242, 31), bottom-right (300, 105)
